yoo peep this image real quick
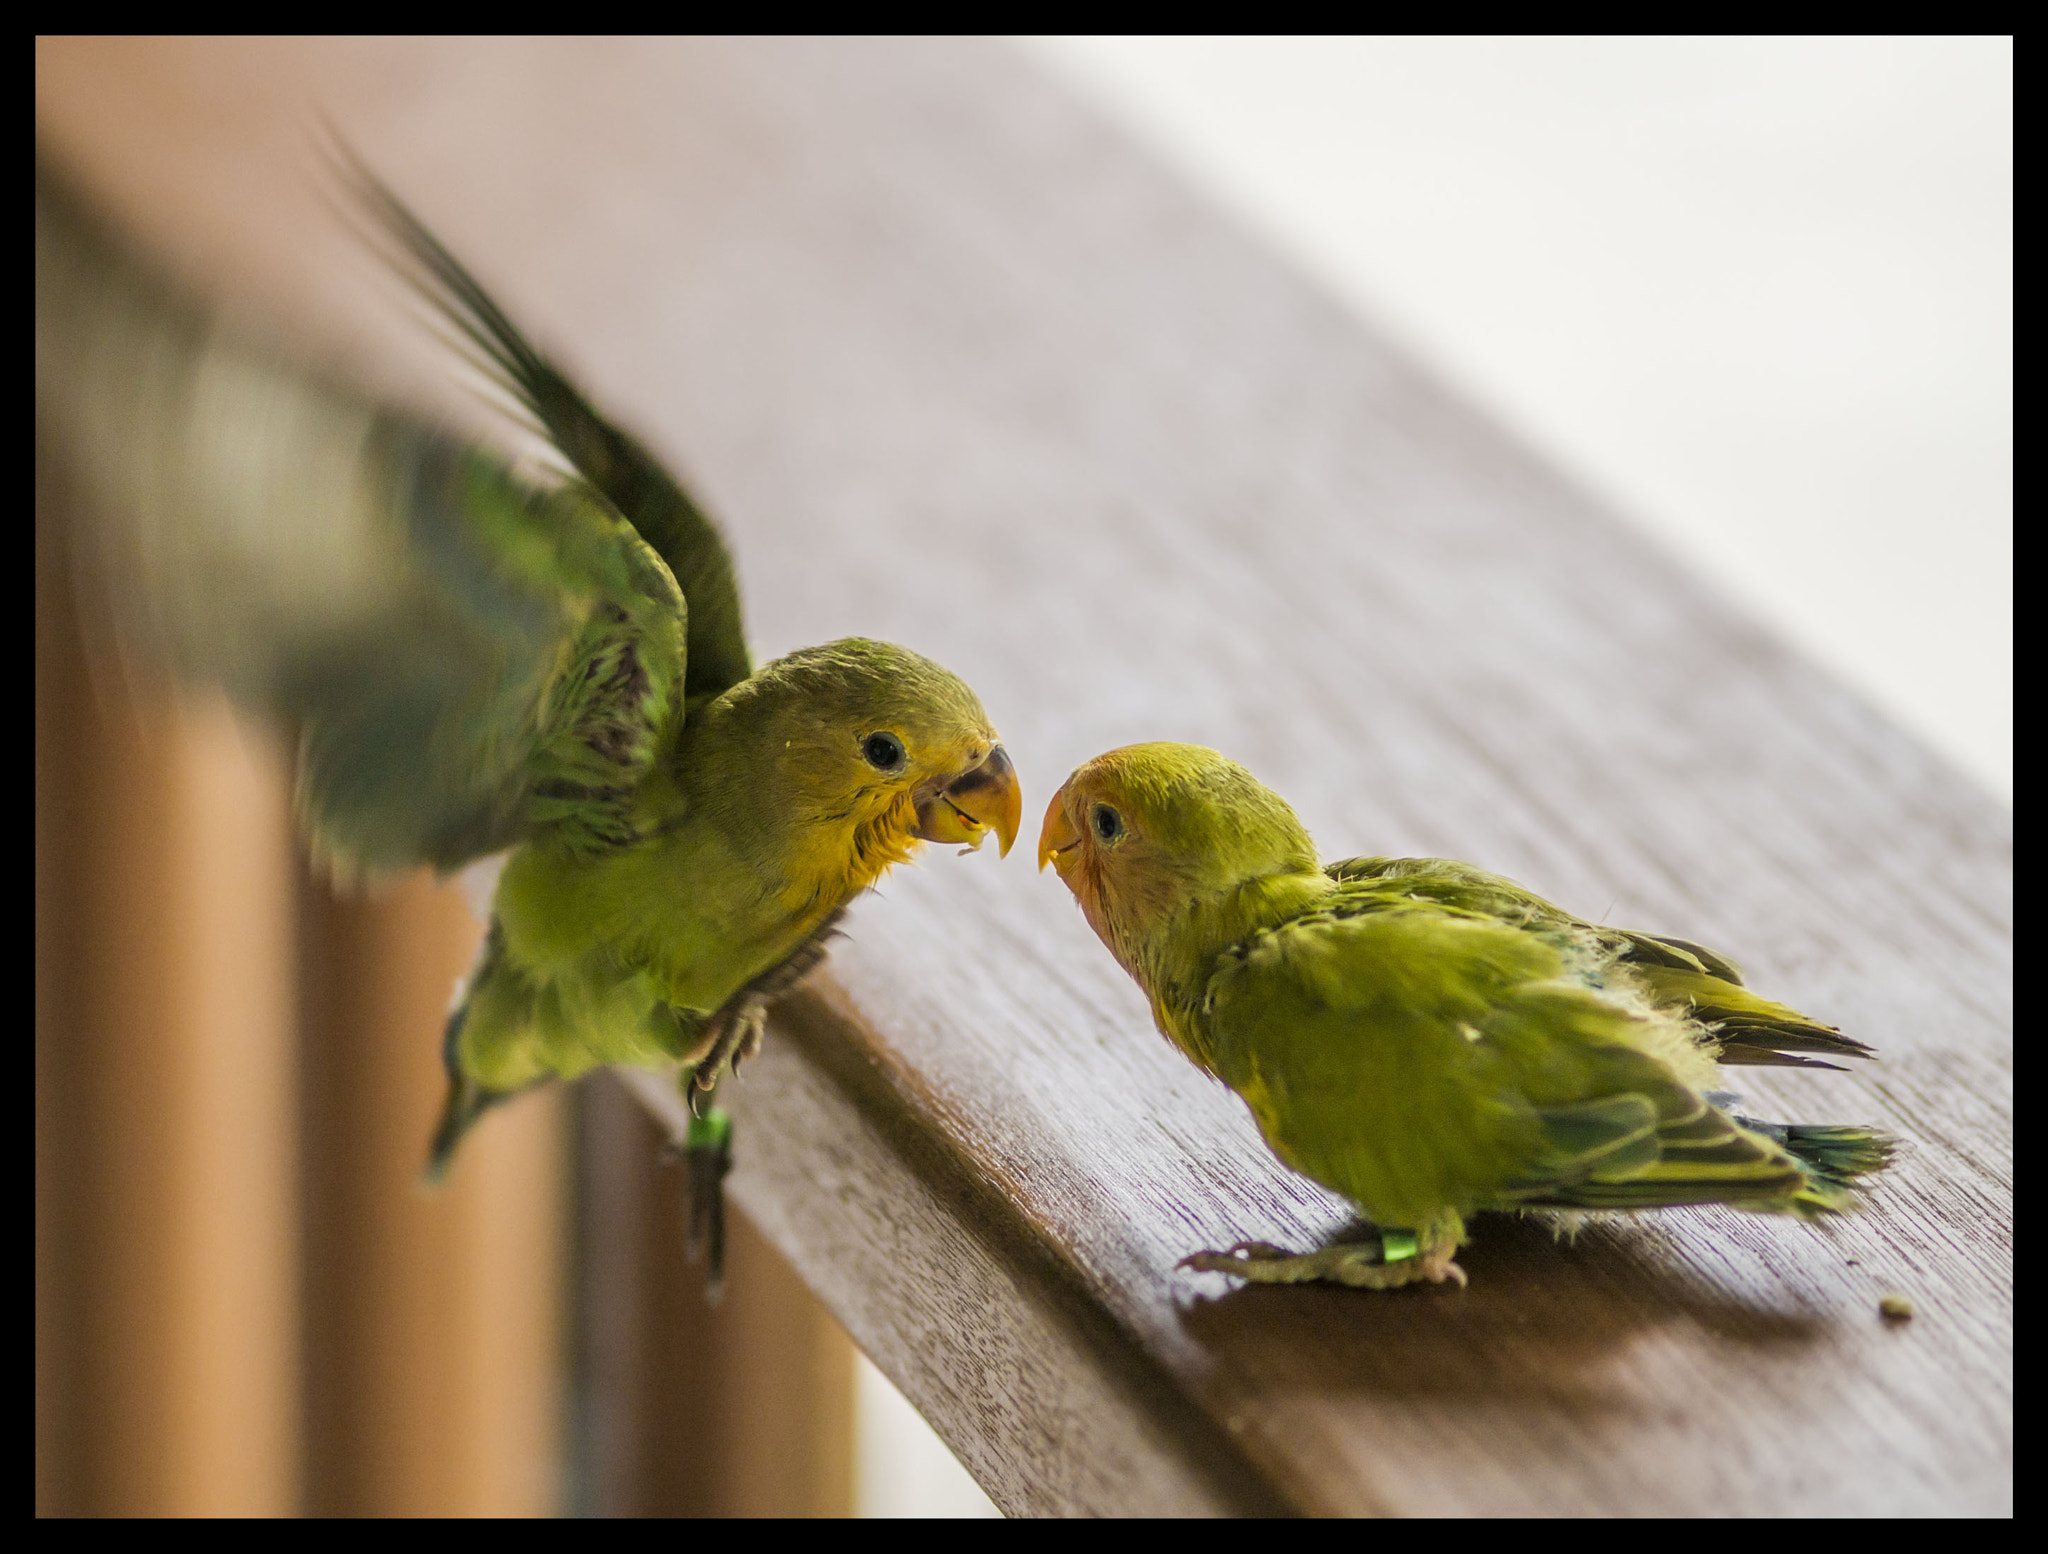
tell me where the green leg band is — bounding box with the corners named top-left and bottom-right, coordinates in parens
top-left (681, 1092), bottom-right (733, 1303)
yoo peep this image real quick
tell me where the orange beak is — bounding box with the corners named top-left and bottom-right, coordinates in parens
top-left (913, 743), bottom-right (1022, 857)
top-left (1037, 784), bottom-right (1082, 879)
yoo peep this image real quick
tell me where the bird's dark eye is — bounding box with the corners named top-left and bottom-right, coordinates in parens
top-left (1092, 804), bottom-right (1125, 844)
top-left (862, 731), bottom-right (907, 772)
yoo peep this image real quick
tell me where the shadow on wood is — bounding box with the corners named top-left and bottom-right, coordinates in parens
top-left (1178, 1213), bottom-right (1825, 1409)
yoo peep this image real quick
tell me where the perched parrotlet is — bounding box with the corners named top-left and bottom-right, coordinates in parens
top-left (1039, 743), bottom-right (1889, 1289)
top-left (36, 157), bottom-right (1021, 1285)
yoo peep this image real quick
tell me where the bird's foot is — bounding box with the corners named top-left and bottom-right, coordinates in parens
top-left (1178, 1227), bottom-right (1466, 1291)
top-left (732, 1001), bottom-right (768, 1074)
top-left (682, 1105), bottom-right (733, 1303)
top-left (691, 1000), bottom-right (768, 1097)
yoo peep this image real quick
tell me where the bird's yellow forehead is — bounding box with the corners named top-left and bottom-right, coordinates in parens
top-left (1067, 743), bottom-right (1236, 824)
top-left (1055, 742), bottom-right (1316, 882)
top-left (747, 637), bottom-right (996, 767)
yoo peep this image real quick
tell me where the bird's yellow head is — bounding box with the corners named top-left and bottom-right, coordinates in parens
top-left (1038, 743), bottom-right (1316, 973)
top-left (713, 639), bottom-right (1021, 910)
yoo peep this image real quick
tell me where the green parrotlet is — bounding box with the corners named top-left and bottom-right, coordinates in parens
top-left (1040, 742), bottom-right (1889, 1289)
top-left (36, 157), bottom-right (1022, 1288)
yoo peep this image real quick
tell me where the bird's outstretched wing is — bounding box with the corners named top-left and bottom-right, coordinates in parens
top-left (346, 160), bottom-right (752, 710)
top-left (36, 159), bottom-right (686, 874)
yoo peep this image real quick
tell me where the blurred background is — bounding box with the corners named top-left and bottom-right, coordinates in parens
top-left (1030, 36), bottom-right (2012, 801)
top-left (36, 37), bottom-right (2009, 1518)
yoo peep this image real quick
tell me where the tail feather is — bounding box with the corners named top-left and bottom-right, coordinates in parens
top-left (422, 981), bottom-right (516, 1185)
top-left (1516, 1100), bottom-right (1890, 1219)
top-left (1736, 1116), bottom-right (1896, 1197)
top-left (425, 1068), bottom-right (512, 1185)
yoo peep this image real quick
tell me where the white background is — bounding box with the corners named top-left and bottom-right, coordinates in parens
top-left (857, 35), bottom-right (2013, 1516)
top-left (1026, 36), bottom-right (2012, 800)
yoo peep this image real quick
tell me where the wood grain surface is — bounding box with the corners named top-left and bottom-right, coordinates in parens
top-left (37, 37), bottom-right (2011, 1516)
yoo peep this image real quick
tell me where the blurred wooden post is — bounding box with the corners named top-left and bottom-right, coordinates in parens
top-left (573, 1073), bottom-right (855, 1517)
top-left (298, 874), bottom-right (564, 1517)
top-left (38, 458), bottom-right (568, 1521)
top-left (36, 514), bottom-right (300, 1517)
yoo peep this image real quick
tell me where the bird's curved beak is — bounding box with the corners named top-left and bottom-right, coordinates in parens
top-left (914, 743), bottom-right (1022, 857)
top-left (1037, 785), bottom-right (1081, 878)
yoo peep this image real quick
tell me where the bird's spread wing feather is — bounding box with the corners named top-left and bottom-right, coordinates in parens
top-left (349, 163), bottom-right (752, 709)
top-left (37, 160), bottom-right (686, 874)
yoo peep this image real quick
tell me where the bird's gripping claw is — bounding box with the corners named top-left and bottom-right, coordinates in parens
top-left (690, 996), bottom-right (770, 1108)
top-left (1178, 1224), bottom-right (1468, 1291)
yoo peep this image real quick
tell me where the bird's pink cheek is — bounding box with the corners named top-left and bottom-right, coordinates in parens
top-left (1078, 884), bottom-right (1117, 952)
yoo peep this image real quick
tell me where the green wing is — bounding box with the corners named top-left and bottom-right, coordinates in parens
top-left (1614, 958), bottom-right (1873, 1068)
top-left (1323, 855), bottom-right (1873, 1069)
top-left (1323, 855), bottom-right (1584, 928)
top-left (37, 160), bottom-right (685, 874)
top-left (1201, 904), bottom-right (1831, 1229)
top-left (350, 164), bottom-right (751, 709)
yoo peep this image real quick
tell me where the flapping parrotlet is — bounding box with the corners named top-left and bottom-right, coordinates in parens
top-left (1040, 743), bottom-right (1889, 1289)
top-left (35, 157), bottom-right (1022, 1289)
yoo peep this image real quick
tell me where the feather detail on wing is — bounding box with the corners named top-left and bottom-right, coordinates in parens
top-left (1619, 958), bottom-right (1875, 1069)
top-left (37, 157), bottom-right (685, 875)
top-left (344, 157), bottom-right (752, 708)
top-left (1200, 901), bottom-right (1870, 1226)
top-left (1320, 857), bottom-right (1875, 1069)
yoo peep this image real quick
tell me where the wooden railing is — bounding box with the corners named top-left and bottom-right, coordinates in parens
top-left (36, 37), bottom-right (2011, 1516)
